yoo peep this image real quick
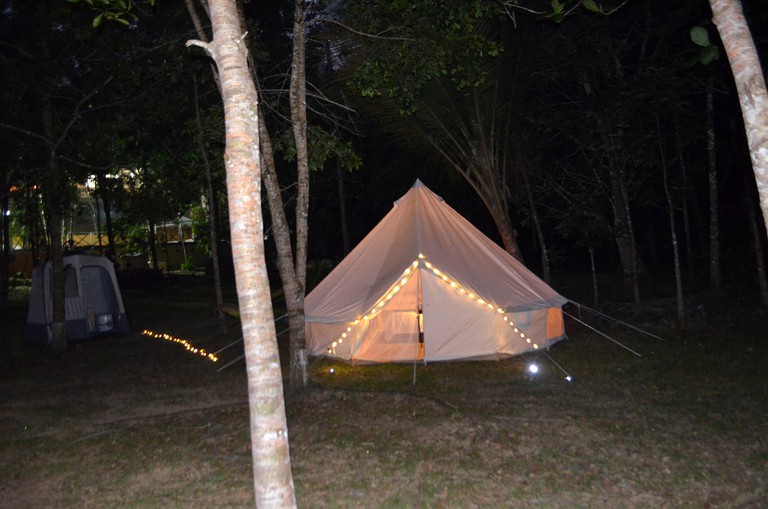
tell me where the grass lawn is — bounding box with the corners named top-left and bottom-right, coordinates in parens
top-left (1, 277), bottom-right (767, 508)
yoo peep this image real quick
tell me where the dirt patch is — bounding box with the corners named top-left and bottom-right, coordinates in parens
top-left (2, 286), bottom-right (767, 508)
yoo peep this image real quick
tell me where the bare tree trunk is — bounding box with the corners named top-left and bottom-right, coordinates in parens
top-left (711, 0), bottom-right (768, 239)
top-left (520, 161), bottom-right (550, 282)
top-left (147, 219), bottom-right (159, 270)
top-left (287, 0), bottom-right (309, 391)
top-left (658, 123), bottom-right (685, 326)
top-left (42, 92), bottom-right (67, 352)
top-left (607, 164), bottom-right (640, 304)
top-left (194, 75), bottom-right (226, 334)
top-left (748, 186), bottom-right (768, 312)
top-left (705, 80), bottom-right (722, 292)
top-left (673, 124), bottom-right (694, 273)
top-left (336, 161), bottom-right (350, 255)
top-left (189, 1), bottom-right (296, 505)
top-left (0, 187), bottom-right (10, 310)
top-left (588, 247), bottom-right (599, 305)
top-left (47, 200), bottom-right (66, 353)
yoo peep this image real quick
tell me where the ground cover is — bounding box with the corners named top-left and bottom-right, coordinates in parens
top-left (1, 279), bottom-right (766, 508)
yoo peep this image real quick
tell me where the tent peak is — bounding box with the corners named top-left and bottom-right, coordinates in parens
top-left (412, 179), bottom-right (425, 188)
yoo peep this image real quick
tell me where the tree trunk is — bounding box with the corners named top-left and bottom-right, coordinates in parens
top-left (607, 164), bottom-right (640, 304)
top-left (190, 1), bottom-right (297, 503)
top-left (336, 161), bottom-right (350, 255)
top-left (259, 118), bottom-right (308, 393)
top-left (706, 80), bottom-right (722, 292)
top-left (147, 219), bottom-right (159, 270)
top-left (287, 0), bottom-right (310, 391)
top-left (659, 136), bottom-right (685, 325)
top-left (0, 188), bottom-right (10, 310)
top-left (495, 217), bottom-right (523, 262)
top-left (42, 92), bottom-right (67, 352)
top-left (588, 247), bottom-right (599, 305)
top-left (194, 75), bottom-right (226, 334)
top-left (520, 159), bottom-right (550, 282)
top-left (749, 197), bottom-right (768, 312)
top-left (711, 0), bottom-right (768, 240)
top-left (102, 190), bottom-right (116, 260)
top-left (673, 125), bottom-right (694, 278)
top-left (48, 203), bottom-right (67, 353)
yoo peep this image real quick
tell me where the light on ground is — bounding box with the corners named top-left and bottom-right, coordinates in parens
top-left (528, 363), bottom-right (539, 374)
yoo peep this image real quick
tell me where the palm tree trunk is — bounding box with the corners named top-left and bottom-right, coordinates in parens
top-left (192, 1), bottom-right (296, 505)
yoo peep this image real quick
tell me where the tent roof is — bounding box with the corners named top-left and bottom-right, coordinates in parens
top-left (306, 180), bottom-right (566, 323)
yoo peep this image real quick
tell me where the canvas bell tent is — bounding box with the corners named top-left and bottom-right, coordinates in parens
top-left (24, 254), bottom-right (129, 345)
top-left (305, 180), bottom-right (568, 364)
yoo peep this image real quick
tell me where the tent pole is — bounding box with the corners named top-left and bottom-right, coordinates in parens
top-left (412, 356), bottom-right (417, 386)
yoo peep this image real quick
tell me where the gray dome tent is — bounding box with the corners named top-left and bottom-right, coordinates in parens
top-left (24, 254), bottom-right (129, 345)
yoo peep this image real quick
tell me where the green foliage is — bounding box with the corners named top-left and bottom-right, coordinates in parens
top-left (340, 0), bottom-right (503, 115)
top-left (273, 126), bottom-right (362, 173)
top-left (690, 26), bottom-right (721, 66)
top-left (66, 0), bottom-right (156, 28)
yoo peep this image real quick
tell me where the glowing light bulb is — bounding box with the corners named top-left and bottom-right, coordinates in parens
top-left (529, 364), bottom-right (539, 374)
top-left (565, 376), bottom-right (572, 382)
top-left (330, 368), bottom-right (335, 374)
top-left (332, 341), bottom-right (337, 348)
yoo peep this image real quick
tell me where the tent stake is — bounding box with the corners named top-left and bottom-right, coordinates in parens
top-left (540, 349), bottom-right (573, 381)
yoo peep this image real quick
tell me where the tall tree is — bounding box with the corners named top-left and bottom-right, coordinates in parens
top-left (187, 0), bottom-right (297, 505)
top-left (333, 1), bottom-right (527, 260)
top-left (710, 0), bottom-right (768, 237)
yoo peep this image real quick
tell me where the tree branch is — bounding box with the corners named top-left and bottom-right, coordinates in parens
top-left (311, 17), bottom-right (415, 42)
top-left (186, 39), bottom-right (216, 60)
top-left (0, 122), bottom-right (49, 144)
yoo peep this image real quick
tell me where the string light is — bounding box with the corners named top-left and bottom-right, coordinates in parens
top-left (324, 255), bottom-right (544, 358)
top-left (142, 329), bottom-right (219, 362)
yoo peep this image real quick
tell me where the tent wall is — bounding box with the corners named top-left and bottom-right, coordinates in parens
top-left (305, 180), bottom-right (567, 364)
